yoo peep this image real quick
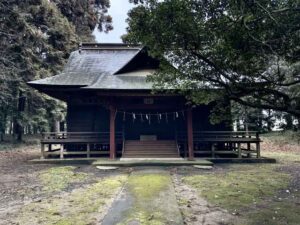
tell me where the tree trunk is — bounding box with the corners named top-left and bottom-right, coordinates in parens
top-left (14, 90), bottom-right (26, 142)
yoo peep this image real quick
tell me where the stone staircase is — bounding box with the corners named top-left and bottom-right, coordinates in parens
top-left (122, 140), bottom-right (180, 158)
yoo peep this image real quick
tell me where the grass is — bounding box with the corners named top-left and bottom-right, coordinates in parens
top-left (263, 151), bottom-right (300, 164)
top-left (242, 201), bottom-right (300, 225)
top-left (15, 175), bottom-right (127, 225)
top-left (183, 142), bottom-right (300, 225)
top-left (38, 166), bottom-right (89, 193)
top-left (183, 164), bottom-right (290, 211)
top-left (0, 134), bottom-right (40, 151)
top-left (261, 131), bottom-right (300, 146)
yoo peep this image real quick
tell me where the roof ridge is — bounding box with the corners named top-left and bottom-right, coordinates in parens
top-left (79, 42), bottom-right (142, 51)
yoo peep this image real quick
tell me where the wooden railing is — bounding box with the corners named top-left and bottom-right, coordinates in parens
top-left (176, 131), bottom-right (261, 158)
top-left (40, 132), bottom-right (123, 159)
top-left (42, 132), bottom-right (123, 142)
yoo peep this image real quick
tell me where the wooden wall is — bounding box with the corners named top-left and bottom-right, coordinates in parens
top-left (66, 102), bottom-right (230, 137)
top-left (67, 104), bottom-right (110, 132)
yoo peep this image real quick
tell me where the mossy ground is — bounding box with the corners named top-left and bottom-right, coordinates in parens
top-left (117, 171), bottom-right (183, 225)
top-left (38, 166), bottom-right (89, 192)
top-left (183, 165), bottom-right (290, 210)
top-left (182, 150), bottom-right (300, 225)
top-left (15, 175), bottom-right (127, 225)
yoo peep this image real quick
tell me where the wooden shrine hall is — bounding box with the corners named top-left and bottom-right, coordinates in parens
top-left (28, 43), bottom-right (261, 160)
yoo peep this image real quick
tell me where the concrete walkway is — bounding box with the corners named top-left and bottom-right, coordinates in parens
top-left (101, 168), bottom-right (184, 225)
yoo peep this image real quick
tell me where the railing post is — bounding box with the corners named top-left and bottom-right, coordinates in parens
top-left (238, 143), bottom-right (241, 158)
top-left (256, 142), bottom-right (261, 158)
top-left (41, 144), bottom-right (45, 159)
top-left (109, 105), bottom-right (116, 160)
top-left (87, 143), bottom-right (90, 158)
top-left (60, 144), bottom-right (64, 159)
top-left (211, 143), bottom-right (215, 158)
top-left (187, 108), bottom-right (194, 160)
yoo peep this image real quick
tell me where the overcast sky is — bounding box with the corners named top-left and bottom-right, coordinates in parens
top-left (93, 0), bottom-right (133, 43)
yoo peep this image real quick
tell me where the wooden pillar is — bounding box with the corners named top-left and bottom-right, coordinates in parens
top-left (109, 105), bottom-right (116, 160)
top-left (187, 108), bottom-right (194, 160)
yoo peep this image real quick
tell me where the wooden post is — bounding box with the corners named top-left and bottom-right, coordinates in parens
top-left (60, 144), bottom-right (64, 159)
top-left (109, 105), bottom-right (116, 160)
top-left (247, 143), bottom-right (251, 151)
top-left (238, 143), bottom-right (241, 158)
top-left (41, 144), bottom-right (45, 159)
top-left (187, 108), bottom-right (194, 160)
top-left (87, 143), bottom-right (90, 158)
top-left (211, 143), bottom-right (215, 158)
top-left (256, 142), bottom-right (261, 158)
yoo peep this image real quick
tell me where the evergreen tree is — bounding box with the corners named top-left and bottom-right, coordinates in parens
top-left (125, 0), bottom-right (300, 121)
top-left (0, 0), bottom-right (111, 140)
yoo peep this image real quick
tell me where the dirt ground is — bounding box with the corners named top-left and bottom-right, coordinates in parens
top-left (0, 136), bottom-right (299, 225)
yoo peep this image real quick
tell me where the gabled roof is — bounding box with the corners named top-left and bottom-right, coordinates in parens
top-left (28, 43), bottom-right (156, 89)
top-left (84, 69), bottom-right (155, 90)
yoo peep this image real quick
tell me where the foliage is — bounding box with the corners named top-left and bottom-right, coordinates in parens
top-left (125, 0), bottom-right (300, 122)
top-left (53, 0), bottom-right (112, 41)
top-left (0, 0), bottom-right (111, 139)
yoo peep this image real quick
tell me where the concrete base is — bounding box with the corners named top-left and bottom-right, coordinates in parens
top-left (29, 157), bottom-right (276, 165)
top-left (206, 157), bottom-right (276, 163)
top-left (120, 157), bottom-right (184, 161)
top-left (93, 159), bottom-right (213, 167)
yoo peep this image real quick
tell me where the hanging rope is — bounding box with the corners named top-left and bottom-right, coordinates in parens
top-left (115, 109), bottom-right (187, 123)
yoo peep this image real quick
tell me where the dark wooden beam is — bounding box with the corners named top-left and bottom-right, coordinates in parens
top-left (117, 104), bottom-right (185, 110)
top-left (109, 105), bottom-right (116, 159)
top-left (187, 108), bottom-right (194, 160)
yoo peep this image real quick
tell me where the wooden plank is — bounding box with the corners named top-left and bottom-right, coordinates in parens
top-left (44, 151), bottom-right (122, 156)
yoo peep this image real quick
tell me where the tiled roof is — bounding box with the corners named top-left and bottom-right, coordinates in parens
top-left (28, 43), bottom-right (156, 89)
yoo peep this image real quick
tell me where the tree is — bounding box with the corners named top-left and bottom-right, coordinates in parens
top-left (124, 0), bottom-right (300, 122)
top-left (53, 0), bottom-right (112, 41)
top-left (0, 0), bottom-right (111, 141)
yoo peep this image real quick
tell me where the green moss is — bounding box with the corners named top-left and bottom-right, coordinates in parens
top-left (38, 166), bottom-right (89, 192)
top-left (117, 173), bottom-right (181, 225)
top-left (128, 174), bottom-right (170, 200)
top-left (15, 175), bottom-right (127, 225)
top-left (183, 165), bottom-right (290, 211)
top-left (240, 202), bottom-right (300, 225)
